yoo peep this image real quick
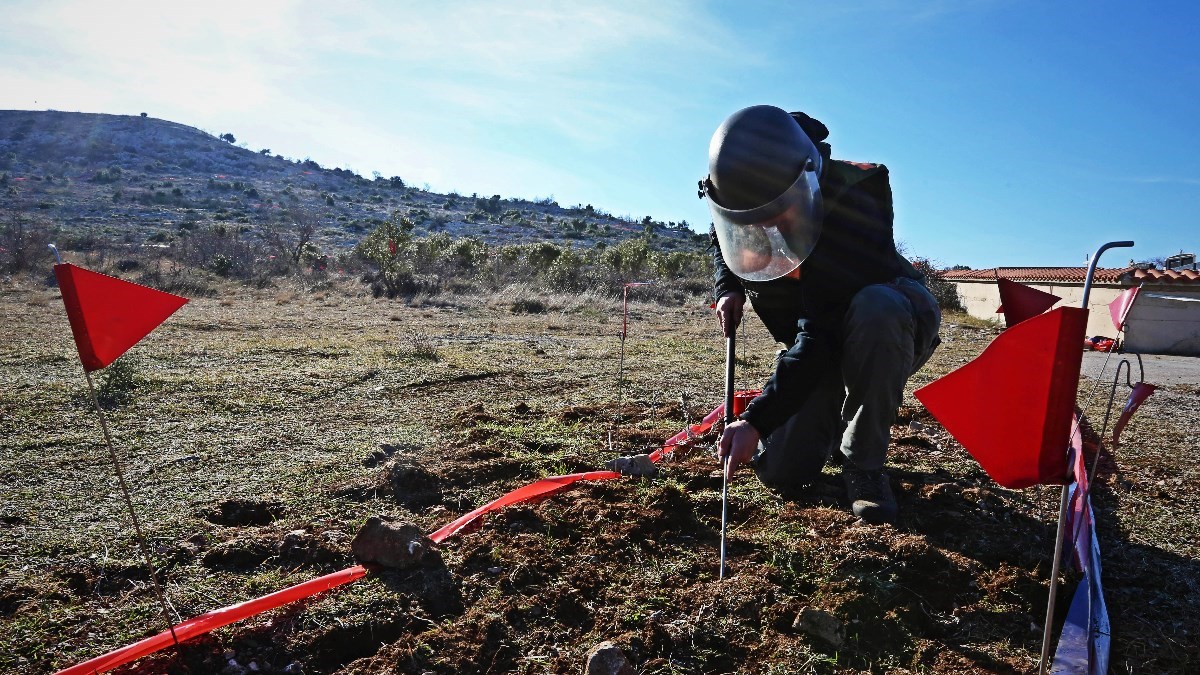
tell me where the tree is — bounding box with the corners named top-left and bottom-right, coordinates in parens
top-left (220, 133), bottom-right (236, 143)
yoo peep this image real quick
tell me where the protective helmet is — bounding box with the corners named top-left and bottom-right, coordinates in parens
top-left (699, 105), bottom-right (823, 281)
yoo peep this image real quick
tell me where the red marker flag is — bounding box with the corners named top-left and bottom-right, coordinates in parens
top-left (1107, 286), bottom-right (1140, 332)
top-left (995, 278), bottom-right (1061, 328)
top-left (54, 264), bottom-right (188, 371)
top-left (915, 307), bottom-right (1088, 488)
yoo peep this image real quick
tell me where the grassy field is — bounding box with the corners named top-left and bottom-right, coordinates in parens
top-left (1, 274), bottom-right (1196, 674)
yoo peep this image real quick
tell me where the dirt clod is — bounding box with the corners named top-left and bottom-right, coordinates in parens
top-left (584, 641), bottom-right (635, 675)
top-left (794, 606), bottom-right (846, 648)
top-left (603, 453), bottom-right (658, 476)
top-left (200, 498), bottom-right (286, 526)
top-left (351, 515), bottom-right (440, 569)
top-left (202, 537), bottom-right (274, 569)
top-left (387, 459), bottom-right (443, 509)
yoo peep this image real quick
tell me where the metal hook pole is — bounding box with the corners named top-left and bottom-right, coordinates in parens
top-left (1039, 239), bottom-right (1133, 674)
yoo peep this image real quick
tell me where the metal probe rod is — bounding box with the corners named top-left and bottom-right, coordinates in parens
top-left (720, 329), bottom-right (736, 580)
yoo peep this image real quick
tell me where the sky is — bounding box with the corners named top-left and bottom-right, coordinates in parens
top-left (1, 0), bottom-right (1197, 269)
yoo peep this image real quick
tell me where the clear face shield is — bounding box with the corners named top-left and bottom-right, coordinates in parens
top-left (701, 161), bottom-right (823, 282)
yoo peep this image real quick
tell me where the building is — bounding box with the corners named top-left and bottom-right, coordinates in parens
top-left (939, 263), bottom-right (1200, 356)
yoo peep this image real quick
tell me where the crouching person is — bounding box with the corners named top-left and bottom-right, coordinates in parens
top-left (702, 105), bottom-right (941, 524)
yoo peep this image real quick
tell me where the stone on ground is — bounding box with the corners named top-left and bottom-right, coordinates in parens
top-left (350, 515), bottom-right (439, 569)
top-left (793, 606), bottom-right (846, 648)
top-left (584, 641), bottom-right (635, 675)
top-left (603, 453), bottom-right (657, 477)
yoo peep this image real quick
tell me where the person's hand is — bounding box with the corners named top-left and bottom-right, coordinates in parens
top-left (717, 419), bottom-right (760, 481)
top-left (714, 292), bottom-right (745, 338)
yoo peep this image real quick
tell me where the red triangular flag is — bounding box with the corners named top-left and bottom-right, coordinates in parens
top-left (1107, 286), bottom-right (1140, 332)
top-left (54, 263), bottom-right (188, 371)
top-left (1112, 382), bottom-right (1155, 452)
top-left (997, 278), bottom-right (1061, 328)
top-left (915, 307), bottom-right (1088, 488)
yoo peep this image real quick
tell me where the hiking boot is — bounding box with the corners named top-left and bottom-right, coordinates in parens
top-left (842, 468), bottom-right (898, 524)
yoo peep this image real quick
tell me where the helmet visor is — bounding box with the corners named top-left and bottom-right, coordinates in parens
top-left (707, 166), bottom-right (822, 282)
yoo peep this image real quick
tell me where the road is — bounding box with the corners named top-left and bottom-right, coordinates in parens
top-left (1082, 351), bottom-right (1199, 388)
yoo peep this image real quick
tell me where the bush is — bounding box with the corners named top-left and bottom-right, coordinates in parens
top-left (911, 257), bottom-right (963, 311)
top-left (354, 214), bottom-right (420, 298)
top-left (0, 212), bottom-right (56, 273)
top-left (510, 298), bottom-right (547, 314)
top-left (96, 355), bottom-right (140, 406)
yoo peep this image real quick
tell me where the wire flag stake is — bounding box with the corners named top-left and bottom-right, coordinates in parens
top-left (612, 282), bottom-right (655, 454)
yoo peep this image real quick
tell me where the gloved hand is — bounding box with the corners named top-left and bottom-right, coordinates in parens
top-left (714, 292), bottom-right (745, 338)
top-left (717, 419), bottom-right (760, 481)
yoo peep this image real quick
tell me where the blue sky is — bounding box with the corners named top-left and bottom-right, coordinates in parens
top-left (1, 0), bottom-right (1196, 268)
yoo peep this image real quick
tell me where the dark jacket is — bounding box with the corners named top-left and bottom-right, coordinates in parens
top-left (712, 159), bottom-right (921, 435)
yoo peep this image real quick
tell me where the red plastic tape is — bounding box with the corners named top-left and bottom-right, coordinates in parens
top-left (429, 471), bottom-right (620, 543)
top-left (56, 566), bottom-right (367, 674)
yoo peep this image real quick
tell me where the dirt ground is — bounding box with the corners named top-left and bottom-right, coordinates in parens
top-left (1, 277), bottom-right (1197, 674)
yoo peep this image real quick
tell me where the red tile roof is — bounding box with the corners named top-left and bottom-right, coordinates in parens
top-left (937, 266), bottom-right (1200, 285)
top-left (1129, 268), bottom-right (1200, 283)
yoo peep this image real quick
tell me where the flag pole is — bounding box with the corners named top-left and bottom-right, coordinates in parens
top-left (82, 368), bottom-right (180, 645)
top-left (48, 245), bottom-right (188, 645)
top-left (1038, 240), bottom-right (1132, 674)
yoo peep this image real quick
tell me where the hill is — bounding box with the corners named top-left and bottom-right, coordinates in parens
top-left (0, 110), bottom-right (706, 255)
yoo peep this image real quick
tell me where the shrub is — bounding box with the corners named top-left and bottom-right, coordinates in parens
top-left (510, 298), bottom-right (547, 314)
top-left (90, 166), bottom-right (122, 183)
top-left (911, 257), bottom-right (963, 311)
top-left (0, 212), bottom-right (56, 273)
top-left (96, 355), bottom-right (140, 406)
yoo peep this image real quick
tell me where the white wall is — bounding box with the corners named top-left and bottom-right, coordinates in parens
top-left (951, 280), bottom-right (1124, 338)
top-left (1123, 290), bottom-right (1200, 356)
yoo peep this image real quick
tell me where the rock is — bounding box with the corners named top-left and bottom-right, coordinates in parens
top-left (278, 529), bottom-right (311, 558)
top-left (793, 607), bottom-right (845, 648)
top-left (584, 641), bottom-right (635, 675)
top-left (350, 515), bottom-right (439, 569)
top-left (908, 420), bottom-right (924, 432)
top-left (603, 454), bottom-right (657, 477)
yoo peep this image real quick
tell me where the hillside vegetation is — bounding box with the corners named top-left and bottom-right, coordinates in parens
top-left (0, 110), bottom-right (709, 301)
